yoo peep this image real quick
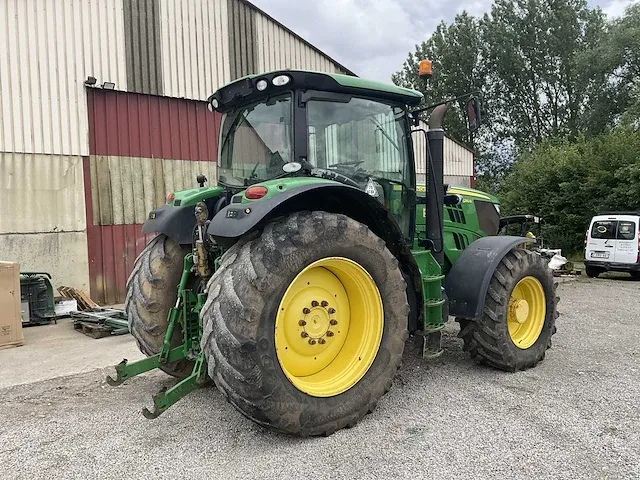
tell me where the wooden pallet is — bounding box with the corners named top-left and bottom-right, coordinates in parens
top-left (71, 308), bottom-right (129, 339)
top-left (73, 320), bottom-right (112, 339)
top-left (57, 286), bottom-right (99, 311)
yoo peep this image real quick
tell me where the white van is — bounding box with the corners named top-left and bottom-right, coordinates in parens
top-left (584, 212), bottom-right (640, 278)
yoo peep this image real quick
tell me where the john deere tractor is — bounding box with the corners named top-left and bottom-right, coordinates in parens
top-left (109, 66), bottom-right (558, 436)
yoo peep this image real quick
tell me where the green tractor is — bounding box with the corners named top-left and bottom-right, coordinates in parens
top-left (108, 67), bottom-right (558, 436)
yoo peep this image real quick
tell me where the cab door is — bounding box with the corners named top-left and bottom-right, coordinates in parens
top-left (586, 218), bottom-right (617, 263)
top-left (613, 217), bottom-right (638, 264)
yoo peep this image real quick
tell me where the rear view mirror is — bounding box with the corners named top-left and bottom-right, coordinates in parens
top-left (466, 97), bottom-right (482, 132)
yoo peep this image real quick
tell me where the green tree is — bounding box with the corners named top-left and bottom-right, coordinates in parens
top-left (392, 12), bottom-right (486, 149)
top-left (481, 0), bottom-right (606, 145)
top-left (579, 3), bottom-right (640, 133)
top-left (500, 127), bottom-right (640, 253)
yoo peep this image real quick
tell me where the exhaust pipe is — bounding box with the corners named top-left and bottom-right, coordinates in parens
top-left (425, 104), bottom-right (448, 267)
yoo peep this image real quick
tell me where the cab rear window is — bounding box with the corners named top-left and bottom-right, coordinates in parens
top-left (590, 220), bottom-right (637, 240)
top-left (591, 221), bottom-right (616, 239)
top-left (617, 221), bottom-right (636, 240)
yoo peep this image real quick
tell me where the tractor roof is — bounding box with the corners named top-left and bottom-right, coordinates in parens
top-left (209, 70), bottom-right (423, 112)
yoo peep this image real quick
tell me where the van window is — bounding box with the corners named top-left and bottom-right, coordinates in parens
top-left (617, 221), bottom-right (636, 240)
top-left (591, 221), bottom-right (616, 239)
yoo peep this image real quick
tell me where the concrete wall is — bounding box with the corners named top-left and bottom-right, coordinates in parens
top-left (0, 232), bottom-right (89, 292)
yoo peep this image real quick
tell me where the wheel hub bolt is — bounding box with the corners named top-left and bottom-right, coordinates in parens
top-left (330, 319), bottom-right (338, 325)
top-left (308, 338), bottom-right (316, 345)
top-left (303, 308), bottom-right (311, 314)
top-left (311, 300), bottom-right (319, 307)
top-left (301, 331), bottom-right (309, 338)
top-left (318, 338), bottom-right (326, 344)
top-left (321, 300), bottom-right (328, 307)
top-left (326, 331), bottom-right (334, 337)
top-left (328, 308), bottom-right (336, 314)
top-left (298, 319), bottom-right (307, 326)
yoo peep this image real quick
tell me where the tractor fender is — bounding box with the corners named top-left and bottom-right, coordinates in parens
top-left (445, 235), bottom-right (535, 320)
top-left (208, 182), bottom-right (415, 265)
top-left (143, 195), bottom-right (226, 245)
top-left (142, 204), bottom-right (196, 244)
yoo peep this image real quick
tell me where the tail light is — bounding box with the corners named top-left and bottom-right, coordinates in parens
top-left (584, 230), bottom-right (588, 247)
top-left (245, 185), bottom-right (268, 199)
top-left (637, 230), bottom-right (640, 262)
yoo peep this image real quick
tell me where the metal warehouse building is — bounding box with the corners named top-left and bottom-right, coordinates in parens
top-left (0, 0), bottom-right (473, 303)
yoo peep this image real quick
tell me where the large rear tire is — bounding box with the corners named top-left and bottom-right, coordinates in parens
top-left (125, 234), bottom-right (193, 378)
top-left (457, 248), bottom-right (558, 371)
top-left (201, 211), bottom-right (409, 436)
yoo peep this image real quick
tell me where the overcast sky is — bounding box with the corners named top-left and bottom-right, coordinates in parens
top-left (250, 0), bottom-right (638, 82)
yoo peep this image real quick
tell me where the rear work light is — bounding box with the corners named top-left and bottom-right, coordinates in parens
top-left (245, 185), bottom-right (268, 199)
top-left (166, 192), bottom-right (175, 203)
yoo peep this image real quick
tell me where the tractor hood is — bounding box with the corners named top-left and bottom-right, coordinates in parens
top-left (416, 183), bottom-right (500, 206)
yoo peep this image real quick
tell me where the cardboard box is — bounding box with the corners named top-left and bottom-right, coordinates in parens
top-left (0, 262), bottom-right (24, 349)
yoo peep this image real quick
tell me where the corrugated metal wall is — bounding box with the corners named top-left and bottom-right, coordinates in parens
top-left (254, 9), bottom-right (345, 74)
top-left (1, 0), bottom-right (356, 300)
top-left (0, 153), bottom-right (86, 233)
top-left (123, 0), bottom-right (163, 95)
top-left (0, 0), bottom-right (127, 156)
top-left (0, 0), bottom-right (348, 157)
top-left (412, 121), bottom-right (474, 185)
top-left (86, 89), bottom-right (220, 304)
top-left (0, 152), bottom-right (90, 290)
top-left (228, 0), bottom-right (258, 79)
top-left (159, 0), bottom-right (231, 99)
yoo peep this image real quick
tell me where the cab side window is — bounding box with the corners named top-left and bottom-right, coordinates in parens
top-left (617, 221), bottom-right (636, 240)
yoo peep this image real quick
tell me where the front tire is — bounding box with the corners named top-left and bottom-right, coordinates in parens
top-left (125, 234), bottom-right (193, 378)
top-left (201, 212), bottom-right (409, 436)
top-left (457, 248), bottom-right (558, 371)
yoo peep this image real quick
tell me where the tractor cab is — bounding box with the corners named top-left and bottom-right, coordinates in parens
top-left (210, 70), bottom-right (422, 240)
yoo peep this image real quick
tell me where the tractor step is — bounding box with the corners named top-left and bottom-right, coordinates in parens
top-left (418, 328), bottom-right (445, 359)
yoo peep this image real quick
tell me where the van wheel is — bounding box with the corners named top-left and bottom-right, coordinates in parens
top-left (585, 266), bottom-right (602, 278)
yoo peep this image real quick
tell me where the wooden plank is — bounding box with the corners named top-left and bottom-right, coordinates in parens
top-left (58, 286), bottom-right (99, 311)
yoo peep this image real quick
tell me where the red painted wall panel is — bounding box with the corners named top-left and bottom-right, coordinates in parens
top-left (83, 157), bottom-right (155, 304)
top-left (87, 88), bottom-right (220, 161)
top-left (85, 89), bottom-right (221, 303)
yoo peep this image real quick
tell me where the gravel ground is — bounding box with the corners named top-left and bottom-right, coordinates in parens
top-left (1, 277), bottom-right (639, 479)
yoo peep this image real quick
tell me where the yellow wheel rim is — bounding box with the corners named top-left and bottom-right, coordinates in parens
top-left (275, 257), bottom-right (383, 397)
top-left (507, 276), bottom-right (546, 349)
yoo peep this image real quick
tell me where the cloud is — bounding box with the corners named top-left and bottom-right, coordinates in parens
top-left (249, 0), bottom-right (627, 83)
top-left (602, 0), bottom-right (636, 17)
